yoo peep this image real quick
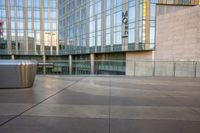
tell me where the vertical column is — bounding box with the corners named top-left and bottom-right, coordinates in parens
top-left (90, 53), bottom-right (94, 74)
top-left (142, 0), bottom-right (146, 47)
top-left (94, 0), bottom-right (97, 51)
top-left (86, 0), bottom-right (90, 48)
top-left (69, 55), bottom-right (72, 75)
top-left (135, 0), bottom-right (140, 50)
top-left (11, 55), bottom-right (15, 60)
top-left (48, 0), bottom-right (53, 55)
top-left (64, 1), bottom-right (68, 51)
top-left (23, 0), bottom-right (28, 54)
top-left (110, 0), bottom-right (114, 48)
top-left (101, 0), bottom-right (106, 50)
top-left (32, 0), bottom-right (36, 54)
top-left (56, 0), bottom-right (59, 55)
top-left (145, 0), bottom-right (150, 50)
top-left (122, 0), bottom-right (129, 51)
top-left (40, 0), bottom-right (44, 55)
top-left (43, 55), bottom-right (46, 74)
top-left (5, 0), bottom-right (11, 54)
top-left (74, 0), bottom-right (77, 48)
top-left (14, 0), bottom-right (18, 54)
top-left (142, 0), bottom-right (150, 49)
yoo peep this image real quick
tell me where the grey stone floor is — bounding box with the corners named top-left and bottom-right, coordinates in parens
top-left (0, 75), bottom-right (200, 133)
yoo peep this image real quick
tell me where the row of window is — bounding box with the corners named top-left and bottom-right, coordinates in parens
top-left (59, 0), bottom-right (156, 48)
top-left (60, 26), bottom-right (155, 46)
top-left (59, 3), bottom-right (156, 33)
top-left (0, 9), bottom-right (57, 19)
top-left (0, 0), bottom-right (56, 8)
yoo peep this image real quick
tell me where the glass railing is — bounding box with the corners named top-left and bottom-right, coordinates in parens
top-left (37, 60), bottom-right (126, 75)
top-left (36, 60), bottom-right (200, 77)
top-left (95, 60), bottom-right (125, 75)
top-left (72, 60), bottom-right (91, 75)
top-left (37, 60), bottom-right (69, 75)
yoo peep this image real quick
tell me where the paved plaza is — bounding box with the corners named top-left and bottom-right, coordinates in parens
top-left (0, 75), bottom-right (200, 133)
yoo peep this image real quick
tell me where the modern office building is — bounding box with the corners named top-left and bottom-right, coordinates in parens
top-left (0, 0), bottom-right (58, 55)
top-left (0, 0), bottom-right (200, 75)
top-left (59, 0), bottom-right (157, 54)
top-left (57, 0), bottom-right (200, 75)
top-left (58, 0), bottom-right (199, 57)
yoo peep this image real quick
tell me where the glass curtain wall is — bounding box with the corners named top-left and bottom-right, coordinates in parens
top-left (0, 0), bottom-right (58, 55)
top-left (59, 0), bottom-right (157, 54)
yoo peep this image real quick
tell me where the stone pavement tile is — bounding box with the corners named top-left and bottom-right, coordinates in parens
top-left (0, 116), bottom-right (14, 125)
top-left (110, 119), bottom-right (200, 133)
top-left (165, 94), bottom-right (200, 107)
top-left (109, 79), bottom-right (200, 106)
top-left (0, 90), bottom-right (46, 103)
top-left (0, 116), bottom-right (109, 133)
top-left (110, 106), bottom-right (200, 121)
top-left (109, 77), bottom-right (200, 92)
top-left (44, 78), bottom-right (110, 105)
top-left (0, 103), bottom-right (34, 115)
top-left (44, 89), bottom-right (109, 105)
top-left (110, 91), bottom-right (182, 106)
top-left (191, 107), bottom-right (200, 115)
top-left (0, 76), bottom-right (78, 103)
top-left (23, 104), bottom-right (200, 121)
top-left (23, 104), bottom-right (109, 119)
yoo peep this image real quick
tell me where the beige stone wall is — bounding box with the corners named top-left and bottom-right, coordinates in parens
top-left (126, 51), bottom-right (153, 61)
top-left (125, 5), bottom-right (200, 76)
top-left (126, 51), bottom-right (153, 76)
top-left (155, 5), bottom-right (200, 61)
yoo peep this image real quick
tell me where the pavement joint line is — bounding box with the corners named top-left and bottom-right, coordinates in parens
top-left (0, 77), bottom-right (85, 127)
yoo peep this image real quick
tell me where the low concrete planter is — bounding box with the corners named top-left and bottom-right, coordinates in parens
top-left (0, 60), bottom-right (37, 88)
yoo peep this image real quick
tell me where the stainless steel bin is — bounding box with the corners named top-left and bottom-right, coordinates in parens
top-left (0, 60), bottom-right (37, 88)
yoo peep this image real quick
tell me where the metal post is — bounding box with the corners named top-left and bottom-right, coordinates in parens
top-left (134, 60), bottom-right (136, 77)
top-left (194, 61), bottom-right (197, 78)
top-left (153, 61), bottom-right (155, 77)
top-left (173, 61), bottom-right (176, 77)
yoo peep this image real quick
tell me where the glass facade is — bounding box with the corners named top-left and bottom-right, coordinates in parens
top-left (59, 0), bottom-right (156, 53)
top-left (0, 0), bottom-right (58, 55)
top-left (59, 0), bottom-right (199, 55)
top-left (0, 0), bottom-right (199, 56)
top-left (59, 0), bottom-right (157, 54)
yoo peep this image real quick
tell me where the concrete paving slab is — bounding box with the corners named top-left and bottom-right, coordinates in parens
top-left (24, 104), bottom-right (109, 119)
top-left (0, 76), bottom-right (200, 133)
top-left (110, 106), bottom-right (200, 121)
top-left (44, 89), bottom-right (110, 105)
top-left (0, 116), bottom-right (109, 133)
top-left (23, 103), bottom-right (200, 121)
top-left (0, 103), bottom-right (33, 116)
top-left (0, 116), bottom-right (14, 125)
top-left (44, 77), bottom-right (110, 105)
top-left (0, 76), bottom-right (80, 103)
top-left (110, 119), bottom-right (200, 133)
